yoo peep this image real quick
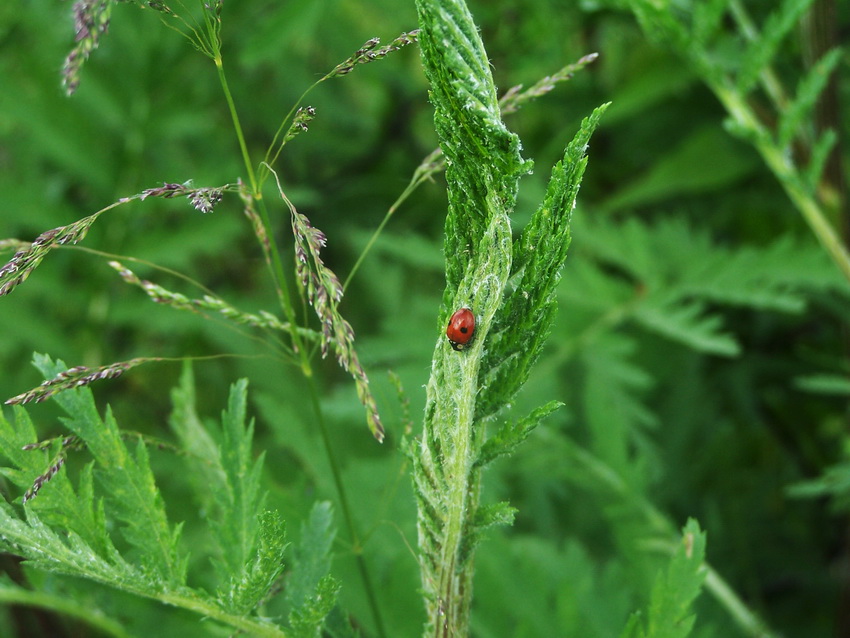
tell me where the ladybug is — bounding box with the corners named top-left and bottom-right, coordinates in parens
top-left (446, 307), bottom-right (475, 351)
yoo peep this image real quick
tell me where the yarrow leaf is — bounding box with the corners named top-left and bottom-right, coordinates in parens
top-left (476, 103), bottom-right (610, 421)
top-left (620, 519), bottom-right (708, 638)
top-left (412, 0), bottom-right (607, 634)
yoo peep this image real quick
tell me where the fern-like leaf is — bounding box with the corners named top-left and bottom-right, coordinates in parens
top-left (777, 47), bottom-right (843, 148)
top-left (735, 0), bottom-right (816, 94)
top-left (620, 519), bottom-right (708, 638)
top-left (416, 0), bottom-right (530, 304)
top-left (168, 363), bottom-right (229, 511)
top-left (457, 501), bottom-right (517, 568)
top-left (581, 334), bottom-right (657, 483)
top-left (804, 128), bottom-right (838, 192)
top-left (30, 354), bottom-right (188, 586)
top-left (286, 501), bottom-right (336, 611)
top-left (634, 299), bottom-right (739, 357)
top-left (477, 104), bottom-right (609, 421)
top-left (220, 511), bottom-right (288, 615)
top-left (214, 378), bottom-right (267, 579)
top-left (287, 574), bottom-right (342, 638)
top-left (475, 401), bottom-right (563, 468)
top-left (692, 0), bottom-right (730, 46)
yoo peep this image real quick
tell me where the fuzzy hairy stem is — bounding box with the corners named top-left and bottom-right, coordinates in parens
top-left (411, 0), bottom-right (606, 633)
top-left (411, 0), bottom-right (523, 631)
top-left (418, 211), bottom-right (513, 635)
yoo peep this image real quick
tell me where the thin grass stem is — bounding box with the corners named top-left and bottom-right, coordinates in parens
top-left (307, 378), bottom-right (387, 638)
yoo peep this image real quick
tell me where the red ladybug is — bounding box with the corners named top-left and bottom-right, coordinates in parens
top-left (446, 307), bottom-right (475, 351)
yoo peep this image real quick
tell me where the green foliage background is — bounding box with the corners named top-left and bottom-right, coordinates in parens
top-left (0, 0), bottom-right (848, 636)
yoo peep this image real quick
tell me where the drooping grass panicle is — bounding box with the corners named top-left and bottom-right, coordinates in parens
top-left (326, 30), bottom-right (420, 79)
top-left (281, 106), bottom-right (317, 147)
top-left (21, 434), bottom-right (82, 453)
top-left (63, 0), bottom-right (114, 96)
top-left (262, 31), bottom-right (417, 187)
top-left (22, 453), bottom-right (69, 505)
top-left (140, 181), bottom-right (225, 214)
top-left (5, 357), bottom-right (158, 406)
top-left (262, 106), bottom-right (318, 177)
top-left (395, 52), bottom-right (600, 247)
top-left (108, 260), bottom-right (319, 344)
top-left (0, 182), bottom-right (226, 298)
top-left (239, 180), bottom-right (272, 262)
top-left (499, 52), bottom-right (600, 115)
top-left (0, 219), bottom-right (100, 297)
top-left (236, 181), bottom-right (306, 349)
top-left (266, 165), bottom-right (384, 442)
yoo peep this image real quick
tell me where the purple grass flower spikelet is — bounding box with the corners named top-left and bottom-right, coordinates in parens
top-left (22, 435), bottom-right (81, 453)
top-left (20, 435), bottom-right (84, 503)
top-left (327, 30), bottom-right (419, 79)
top-left (0, 221), bottom-right (95, 296)
top-left (498, 52), bottom-right (599, 115)
top-left (63, 0), bottom-right (113, 96)
top-left (140, 182), bottom-right (186, 199)
top-left (239, 180), bottom-right (271, 258)
top-left (23, 457), bottom-right (66, 504)
top-left (109, 260), bottom-right (309, 338)
top-left (145, 2), bottom-right (173, 13)
top-left (189, 188), bottom-right (223, 214)
top-left (285, 192), bottom-right (384, 441)
top-left (5, 358), bottom-right (153, 405)
top-left (140, 182), bottom-right (224, 213)
top-left (283, 106), bottom-right (317, 145)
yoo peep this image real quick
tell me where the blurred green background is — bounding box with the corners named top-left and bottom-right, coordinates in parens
top-left (0, 0), bottom-right (849, 636)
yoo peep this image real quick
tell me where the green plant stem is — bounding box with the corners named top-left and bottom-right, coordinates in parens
top-left (703, 564), bottom-right (777, 638)
top-left (713, 82), bottom-right (850, 283)
top-left (161, 589), bottom-right (289, 637)
top-left (567, 440), bottom-right (778, 638)
top-left (213, 49), bottom-right (384, 634)
top-left (0, 585), bottom-right (134, 638)
top-left (215, 55), bottom-right (309, 371)
top-left (0, 577), bottom-right (290, 637)
top-left (343, 152), bottom-right (442, 290)
top-left (216, 58), bottom-right (257, 193)
top-left (419, 208), bottom-right (510, 634)
top-left (308, 379), bottom-right (386, 638)
top-left (727, 0), bottom-right (790, 111)
top-left (428, 355), bottom-right (480, 635)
